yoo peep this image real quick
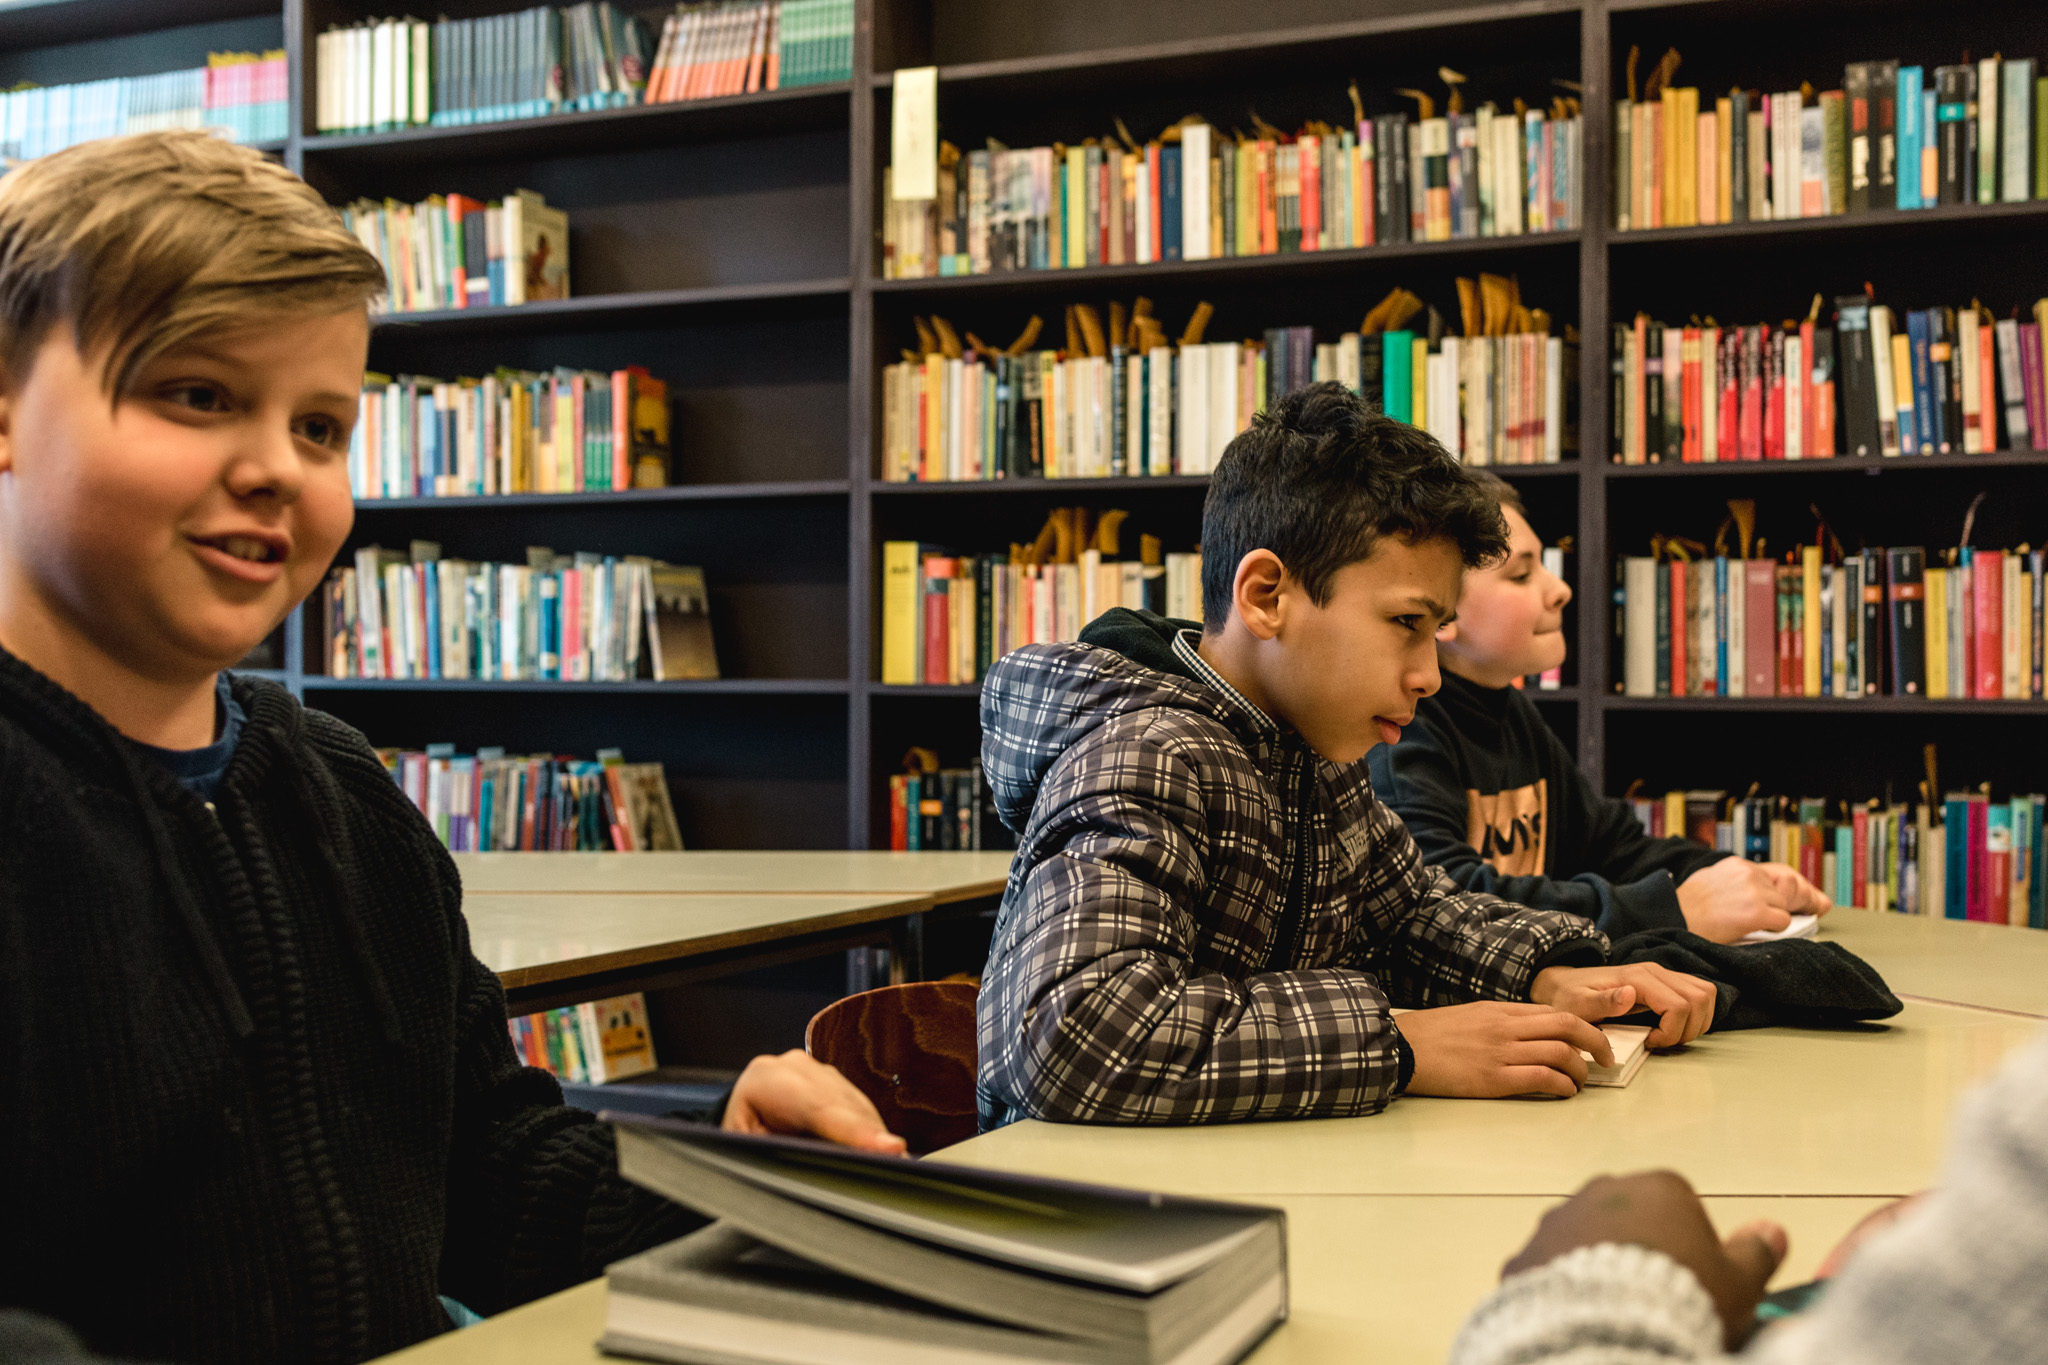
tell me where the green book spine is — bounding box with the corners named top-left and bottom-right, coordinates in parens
top-left (2037, 77), bottom-right (2048, 198)
top-left (1382, 331), bottom-right (1413, 421)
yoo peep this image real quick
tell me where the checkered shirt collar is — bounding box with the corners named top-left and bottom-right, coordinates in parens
top-left (1171, 629), bottom-right (1279, 738)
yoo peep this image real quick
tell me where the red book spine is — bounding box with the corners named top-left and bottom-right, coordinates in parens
top-left (922, 558), bottom-right (952, 684)
top-left (1745, 559), bottom-right (1777, 695)
top-left (1681, 328), bottom-right (1701, 461)
top-left (1147, 145), bottom-right (1164, 261)
top-left (1799, 318), bottom-right (1818, 457)
top-left (1099, 155), bottom-right (1113, 264)
top-left (1300, 134), bottom-right (1322, 250)
top-left (888, 773), bottom-right (908, 850)
top-left (1975, 550), bottom-right (2004, 698)
top-left (1851, 805), bottom-right (1869, 907)
top-left (1358, 120), bottom-right (1376, 245)
top-left (1669, 560), bottom-right (1689, 696)
top-left (1980, 322), bottom-right (1999, 452)
top-left (1739, 326), bottom-right (1764, 459)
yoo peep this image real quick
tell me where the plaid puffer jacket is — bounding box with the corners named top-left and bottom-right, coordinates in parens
top-left (976, 609), bottom-right (1608, 1129)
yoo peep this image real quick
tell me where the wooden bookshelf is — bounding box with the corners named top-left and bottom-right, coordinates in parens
top-left (31, 0), bottom-right (2048, 850)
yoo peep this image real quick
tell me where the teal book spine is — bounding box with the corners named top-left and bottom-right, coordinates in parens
top-left (1382, 331), bottom-right (1414, 421)
top-left (1945, 796), bottom-right (1969, 918)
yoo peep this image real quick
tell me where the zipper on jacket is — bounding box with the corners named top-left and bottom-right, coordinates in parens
top-left (1268, 746), bottom-right (1314, 970)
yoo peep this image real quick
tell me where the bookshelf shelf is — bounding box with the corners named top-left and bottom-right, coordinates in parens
top-left (299, 84), bottom-right (852, 166)
top-left (869, 683), bottom-right (982, 698)
top-left (871, 474), bottom-right (1213, 496)
top-left (1604, 696), bottom-right (2048, 716)
top-left (872, 235), bottom-right (1580, 297)
top-left (870, 0), bottom-right (1585, 92)
top-left (367, 279), bottom-right (852, 335)
top-left (301, 678), bottom-right (852, 696)
top-left (0, 0), bottom-right (279, 48)
top-left (352, 480), bottom-right (851, 512)
top-left (1605, 451), bottom-right (2048, 477)
top-left (1607, 198), bottom-right (2048, 249)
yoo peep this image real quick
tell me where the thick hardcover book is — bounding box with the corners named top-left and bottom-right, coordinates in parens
top-left (1934, 64), bottom-right (1973, 205)
top-left (1975, 549), bottom-right (2005, 698)
top-left (1905, 309), bottom-right (1937, 454)
top-left (1744, 558), bottom-right (1776, 695)
top-left (1873, 60), bottom-right (1900, 205)
top-left (1835, 296), bottom-right (1879, 456)
top-left (602, 1119), bottom-right (1287, 1365)
top-left (1887, 546), bottom-right (1927, 695)
top-left (1160, 144), bottom-right (1183, 262)
top-left (1846, 63), bottom-right (1872, 212)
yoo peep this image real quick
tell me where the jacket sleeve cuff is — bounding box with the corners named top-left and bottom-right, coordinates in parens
top-left (1448, 1242), bottom-right (1724, 1365)
top-left (1601, 869), bottom-right (1692, 939)
top-left (1392, 1028), bottom-right (1416, 1094)
top-left (1528, 936), bottom-right (1608, 982)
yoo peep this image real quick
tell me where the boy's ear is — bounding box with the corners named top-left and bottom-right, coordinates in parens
top-left (1231, 549), bottom-right (1287, 641)
top-left (0, 362), bottom-right (14, 477)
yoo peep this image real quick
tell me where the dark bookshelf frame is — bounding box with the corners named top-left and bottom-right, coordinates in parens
top-left (29, 0), bottom-right (2045, 848)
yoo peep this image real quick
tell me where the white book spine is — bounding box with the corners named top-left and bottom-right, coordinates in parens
top-left (1181, 123), bottom-right (1211, 260)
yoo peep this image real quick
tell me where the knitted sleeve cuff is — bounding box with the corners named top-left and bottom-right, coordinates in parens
top-left (1448, 1242), bottom-right (1726, 1365)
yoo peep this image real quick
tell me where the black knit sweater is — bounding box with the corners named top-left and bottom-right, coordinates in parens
top-left (0, 648), bottom-right (695, 1363)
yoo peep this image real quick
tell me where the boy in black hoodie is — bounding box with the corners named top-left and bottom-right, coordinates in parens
top-left (0, 132), bottom-right (898, 1365)
top-left (976, 384), bottom-right (1717, 1129)
top-left (1367, 472), bottom-right (1831, 942)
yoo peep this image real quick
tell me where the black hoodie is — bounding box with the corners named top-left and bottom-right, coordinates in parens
top-left (1366, 670), bottom-right (1723, 940)
top-left (0, 649), bottom-right (692, 1363)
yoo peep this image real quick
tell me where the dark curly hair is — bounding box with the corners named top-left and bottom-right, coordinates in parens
top-left (1199, 381), bottom-right (1509, 627)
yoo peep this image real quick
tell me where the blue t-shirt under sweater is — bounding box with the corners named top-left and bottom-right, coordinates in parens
top-left (125, 672), bottom-right (246, 802)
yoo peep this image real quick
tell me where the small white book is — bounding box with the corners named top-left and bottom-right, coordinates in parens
top-left (1740, 913), bottom-right (1819, 946)
top-left (1582, 1024), bottom-right (1652, 1088)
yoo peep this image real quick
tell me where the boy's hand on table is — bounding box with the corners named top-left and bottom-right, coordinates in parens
top-left (722, 1050), bottom-right (908, 1155)
top-left (1399, 1002), bottom-right (1615, 1098)
top-left (1502, 1170), bottom-right (1787, 1349)
top-left (1532, 962), bottom-right (1715, 1048)
top-left (1678, 858), bottom-right (1833, 942)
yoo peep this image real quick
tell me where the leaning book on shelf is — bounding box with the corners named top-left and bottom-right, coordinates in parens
top-left (600, 1116), bottom-right (1287, 1365)
top-left (352, 365), bottom-right (669, 499)
top-left (884, 72), bottom-right (1582, 279)
top-left (880, 507), bottom-right (1200, 687)
top-left (322, 543), bottom-right (718, 682)
top-left (341, 187), bottom-right (568, 314)
top-left (1614, 47), bottom-right (2048, 231)
top-left (1622, 778), bottom-right (2046, 928)
top-left (883, 277), bottom-right (1572, 482)
top-left (382, 745), bottom-right (684, 850)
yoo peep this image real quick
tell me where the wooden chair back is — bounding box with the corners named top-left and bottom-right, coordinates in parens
top-left (805, 981), bottom-right (979, 1154)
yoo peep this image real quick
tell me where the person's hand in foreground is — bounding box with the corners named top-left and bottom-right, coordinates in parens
top-left (1502, 1170), bottom-right (1788, 1349)
top-left (1678, 857), bottom-right (1834, 943)
top-left (1532, 961), bottom-right (1717, 1048)
top-left (1399, 1003), bottom-right (1616, 1098)
top-left (722, 1049), bottom-right (907, 1154)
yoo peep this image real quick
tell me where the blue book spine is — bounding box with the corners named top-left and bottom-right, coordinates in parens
top-left (1906, 309), bottom-right (1936, 453)
top-left (422, 561), bottom-right (443, 677)
top-left (1161, 145), bottom-right (1183, 261)
top-left (1715, 557), bottom-right (1730, 692)
top-left (2031, 797), bottom-right (2047, 929)
top-left (1945, 797), bottom-right (1969, 917)
top-left (1898, 67), bottom-right (1924, 207)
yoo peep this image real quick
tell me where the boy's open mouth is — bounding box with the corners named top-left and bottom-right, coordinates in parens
top-left (192, 533), bottom-right (286, 564)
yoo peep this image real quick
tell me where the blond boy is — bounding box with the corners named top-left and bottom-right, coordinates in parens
top-left (0, 132), bottom-right (895, 1364)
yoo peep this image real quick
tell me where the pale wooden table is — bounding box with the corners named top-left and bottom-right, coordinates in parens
top-left (374, 1194), bottom-right (1895, 1365)
top-left (1818, 907), bottom-right (2048, 1018)
top-left (464, 891), bottom-right (934, 1011)
top-left (454, 850), bottom-right (1015, 904)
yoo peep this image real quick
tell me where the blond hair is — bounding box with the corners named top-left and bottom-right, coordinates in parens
top-left (0, 130), bottom-right (385, 396)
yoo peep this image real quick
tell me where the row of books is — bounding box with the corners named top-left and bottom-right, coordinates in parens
top-left (881, 90), bottom-right (1584, 279)
top-left (352, 366), bottom-right (671, 500)
top-left (0, 56), bottom-right (286, 167)
top-left (880, 281), bottom-right (1572, 482)
top-left (1614, 53), bottom-right (2048, 230)
top-left (879, 510), bottom-right (1202, 686)
top-left (1612, 295), bottom-right (2048, 464)
top-left (320, 544), bottom-right (720, 683)
top-left (316, 6), bottom-right (649, 133)
top-left (339, 189), bottom-right (569, 314)
top-left (1638, 784), bottom-right (2045, 928)
top-left (313, 0), bottom-right (851, 135)
top-left (644, 0), bottom-right (854, 98)
top-left (383, 745), bottom-right (685, 852)
top-left (885, 749), bottom-right (1013, 852)
top-left (509, 993), bottom-right (659, 1084)
top-left (1616, 538), bottom-right (2047, 700)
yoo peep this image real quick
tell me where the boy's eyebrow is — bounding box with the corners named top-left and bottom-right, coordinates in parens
top-left (1402, 594), bottom-right (1455, 623)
